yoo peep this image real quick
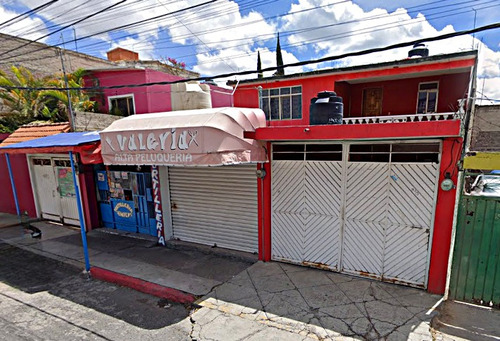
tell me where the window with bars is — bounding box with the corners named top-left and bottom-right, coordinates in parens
top-left (272, 143), bottom-right (342, 161)
top-left (416, 82), bottom-right (438, 114)
top-left (348, 142), bottom-right (440, 163)
top-left (260, 86), bottom-right (302, 120)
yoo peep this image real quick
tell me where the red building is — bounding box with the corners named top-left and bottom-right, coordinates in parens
top-left (228, 50), bottom-right (477, 295)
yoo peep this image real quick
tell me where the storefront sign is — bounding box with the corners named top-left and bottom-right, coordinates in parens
top-left (103, 128), bottom-right (200, 166)
top-left (151, 166), bottom-right (165, 246)
top-left (114, 202), bottom-right (133, 218)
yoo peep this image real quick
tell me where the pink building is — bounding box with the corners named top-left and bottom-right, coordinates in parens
top-left (84, 48), bottom-right (233, 116)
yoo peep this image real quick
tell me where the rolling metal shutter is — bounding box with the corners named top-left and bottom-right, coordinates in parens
top-left (169, 165), bottom-right (258, 253)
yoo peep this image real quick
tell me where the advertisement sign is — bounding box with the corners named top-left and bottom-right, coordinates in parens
top-left (151, 166), bottom-right (165, 245)
top-left (102, 128), bottom-right (200, 166)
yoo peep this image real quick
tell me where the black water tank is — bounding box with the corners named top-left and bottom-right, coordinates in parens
top-left (309, 91), bottom-right (343, 125)
top-left (408, 43), bottom-right (429, 58)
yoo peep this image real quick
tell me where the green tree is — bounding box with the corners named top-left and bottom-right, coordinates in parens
top-left (0, 66), bottom-right (53, 119)
top-left (257, 50), bottom-right (263, 78)
top-left (45, 68), bottom-right (96, 118)
top-left (275, 33), bottom-right (284, 76)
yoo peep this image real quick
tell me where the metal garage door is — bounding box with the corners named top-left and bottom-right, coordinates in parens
top-left (271, 141), bottom-right (440, 287)
top-left (169, 165), bottom-right (258, 253)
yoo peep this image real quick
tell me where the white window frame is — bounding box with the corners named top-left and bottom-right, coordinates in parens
top-left (260, 86), bottom-right (302, 120)
top-left (108, 93), bottom-right (136, 116)
top-left (416, 81), bottom-right (439, 114)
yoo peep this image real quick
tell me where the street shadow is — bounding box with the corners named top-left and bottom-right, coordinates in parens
top-left (433, 300), bottom-right (500, 341)
top-left (0, 242), bottom-right (191, 330)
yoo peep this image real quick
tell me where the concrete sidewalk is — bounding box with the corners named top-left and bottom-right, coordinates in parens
top-left (1, 215), bottom-right (499, 340)
top-left (0, 219), bottom-right (255, 299)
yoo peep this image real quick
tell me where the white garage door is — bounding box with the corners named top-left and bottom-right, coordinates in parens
top-left (271, 142), bottom-right (440, 287)
top-left (169, 165), bottom-right (258, 253)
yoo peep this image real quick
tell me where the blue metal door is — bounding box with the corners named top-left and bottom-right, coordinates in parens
top-left (132, 172), bottom-right (156, 236)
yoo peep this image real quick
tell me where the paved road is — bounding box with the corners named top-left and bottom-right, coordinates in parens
top-left (0, 241), bottom-right (194, 340)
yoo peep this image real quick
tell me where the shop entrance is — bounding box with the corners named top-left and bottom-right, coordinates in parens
top-left (96, 168), bottom-right (156, 236)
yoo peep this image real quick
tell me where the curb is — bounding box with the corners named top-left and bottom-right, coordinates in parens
top-left (89, 267), bottom-right (197, 304)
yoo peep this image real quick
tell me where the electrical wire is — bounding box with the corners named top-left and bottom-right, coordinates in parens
top-left (0, 0), bottom-right (219, 62)
top-left (0, 0), bottom-right (128, 59)
top-left (0, 22), bottom-right (496, 92)
top-left (0, 0), bottom-right (59, 29)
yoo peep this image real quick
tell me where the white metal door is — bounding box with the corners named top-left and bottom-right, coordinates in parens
top-left (168, 165), bottom-right (258, 253)
top-left (342, 162), bottom-right (389, 278)
top-left (272, 145), bottom-right (343, 270)
top-left (271, 141), bottom-right (440, 288)
top-left (53, 159), bottom-right (80, 226)
top-left (383, 163), bottom-right (438, 285)
top-left (32, 158), bottom-right (61, 221)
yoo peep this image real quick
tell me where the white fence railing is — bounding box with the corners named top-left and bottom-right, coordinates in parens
top-left (342, 112), bottom-right (460, 125)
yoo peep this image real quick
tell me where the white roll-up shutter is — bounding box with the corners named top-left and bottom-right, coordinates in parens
top-left (169, 165), bottom-right (258, 253)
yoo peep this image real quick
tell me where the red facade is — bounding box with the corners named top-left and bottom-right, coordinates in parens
top-left (233, 51), bottom-right (477, 295)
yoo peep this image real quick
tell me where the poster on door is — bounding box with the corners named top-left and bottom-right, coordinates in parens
top-left (57, 167), bottom-right (75, 197)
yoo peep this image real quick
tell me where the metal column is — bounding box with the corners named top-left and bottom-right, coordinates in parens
top-left (69, 151), bottom-right (91, 271)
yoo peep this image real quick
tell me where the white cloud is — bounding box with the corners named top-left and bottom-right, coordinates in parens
top-left (0, 5), bottom-right (48, 41)
top-left (279, 0), bottom-right (500, 106)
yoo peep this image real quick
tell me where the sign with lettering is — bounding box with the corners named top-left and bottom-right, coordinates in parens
top-left (102, 128), bottom-right (201, 166)
top-left (151, 166), bottom-right (165, 246)
top-left (114, 202), bottom-right (133, 218)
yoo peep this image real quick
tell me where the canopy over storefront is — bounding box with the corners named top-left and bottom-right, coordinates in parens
top-left (0, 131), bottom-right (102, 164)
top-left (99, 107), bottom-right (268, 166)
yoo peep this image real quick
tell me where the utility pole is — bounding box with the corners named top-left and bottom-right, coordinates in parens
top-left (58, 48), bottom-right (75, 131)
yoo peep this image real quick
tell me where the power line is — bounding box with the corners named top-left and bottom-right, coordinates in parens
top-left (1, 22), bottom-right (495, 92)
top-left (0, 0), bottom-right (128, 58)
top-left (0, 0), bottom-right (59, 29)
top-left (172, 2), bottom-right (500, 67)
top-left (0, 0), bottom-right (219, 62)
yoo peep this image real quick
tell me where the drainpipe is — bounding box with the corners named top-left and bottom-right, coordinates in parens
top-left (69, 151), bottom-right (90, 272)
top-left (5, 153), bottom-right (21, 219)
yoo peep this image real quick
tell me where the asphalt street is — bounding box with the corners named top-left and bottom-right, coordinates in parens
top-left (0, 241), bottom-right (194, 340)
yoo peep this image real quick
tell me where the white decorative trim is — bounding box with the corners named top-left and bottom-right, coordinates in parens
top-left (107, 93), bottom-right (136, 115)
top-left (342, 112), bottom-right (459, 125)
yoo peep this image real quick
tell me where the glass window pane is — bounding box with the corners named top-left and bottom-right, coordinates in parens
top-left (280, 87), bottom-right (290, 95)
top-left (427, 92), bottom-right (437, 112)
top-left (306, 144), bottom-right (342, 152)
top-left (261, 89), bottom-right (269, 96)
top-left (270, 89), bottom-right (279, 96)
top-left (274, 144), bottom-right (305, 152)
top-left (417, 92), bottom-right (427, 113)
top-left (419, 82), bottom-right (438, 90)
top-left (281, 97), bottom-right (291, 119)
top-left (262, 98), bottom-right (270, 120)
top-left (292, 95), bottom-right (302, 119)
top-left (292, 86), bottom-right (301, 94)
top-left (270, 97), bottom-right (279, 120)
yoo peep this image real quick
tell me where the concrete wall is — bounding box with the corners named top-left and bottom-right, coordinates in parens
top-left (470, 105), bottom-right (500, 152)
top-left (0, 154), bottom-right (36, 217)
top-left (74, 111), bottom-right (121, 132)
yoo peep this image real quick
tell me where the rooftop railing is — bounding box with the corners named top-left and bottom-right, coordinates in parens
top-left (342, 112), bottom-right (460, 125)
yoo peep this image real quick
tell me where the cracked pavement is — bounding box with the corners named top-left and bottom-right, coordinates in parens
top-left (193, 261), bottom-right (443, 340)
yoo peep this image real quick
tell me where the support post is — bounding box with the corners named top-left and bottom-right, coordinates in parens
top-left (6, 153), bottom-right (21, 218)
top-left (69, 151), bottom-right (90, 271)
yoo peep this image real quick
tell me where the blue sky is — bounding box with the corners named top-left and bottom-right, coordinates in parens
top-left (0, 0), bottom-right (499, 101)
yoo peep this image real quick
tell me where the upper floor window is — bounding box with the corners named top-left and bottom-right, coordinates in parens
top-left (109, 94), bottom-right (135, 116)
top-left (260, 86), bottom-right (302, 120)
top-left (416, 82), bottom-right (438, 114)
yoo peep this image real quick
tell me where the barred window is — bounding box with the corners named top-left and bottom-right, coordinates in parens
top-left (260, 86), bottom-right (302, 120)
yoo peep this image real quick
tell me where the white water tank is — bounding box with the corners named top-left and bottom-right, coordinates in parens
top-left (171, 82), bottom-right (212, 110)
